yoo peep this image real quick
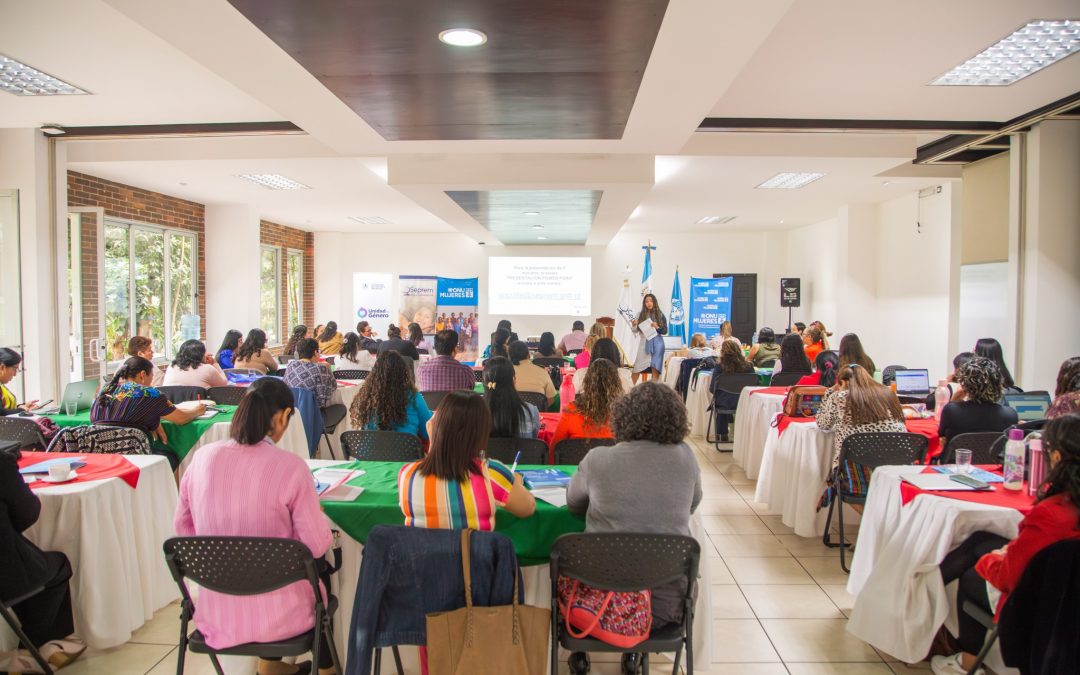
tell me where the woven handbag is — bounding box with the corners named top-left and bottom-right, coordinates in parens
top-left (556, 576), bottom-right (652, 648)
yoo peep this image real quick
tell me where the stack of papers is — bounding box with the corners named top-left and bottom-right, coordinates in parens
top-left (519, 468), bottom-right (571, 489)
top-left (931, 466), bottom-right (1003, 483)
top-left (531, 487), bottom-right (569, 507)
top-left (901, 473), bottom-right (988, 491)
top-left (312, 467), bottom-right (366, 502)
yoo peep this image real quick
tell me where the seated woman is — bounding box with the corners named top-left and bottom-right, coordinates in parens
top-left (809, 320), bottom-right (833, 350)
top-left (0, 348), bottom-right (39, 414)
top-left (802, 326), bottom-right (826, 363)
top-left (797, 350), bottom-right (839, 387)
top-left (283, 338), bottom-right (337, 408)
top-left (127, 335), bottom-right (165, 386)
top-left (747, 327), bottom-right (781, 368)
top-left (233, 329), bottom-right (279, 374)
top-left (565, 382), bottom-right (701, 673)
top-left (337, 332), bottom-right (377, 370)
top-left (349, 351), bottom-right (432, 441)
top-left (484, 327), bottom-right (511, 362)
top-left (816, 364), bottom-right (906, 508)
top-left (572, 337), bottom-right (632, 394)
top-left (974, 337), bottom-right (1020, 393)
top-left (931, 414), bottom-right (1080, 675)
top-left (535, 332), bottom-right (558, 358)
top-left (925, 352), bottom-right (975, 411)
top-left (316, 322), bottom-right (344, 355)
top-left (1048, 357), bottom-right (1080, 419)
top-left (214, 329), bottom-right (243, 370)
top-left (771, 332), bottom-right (813, 377)
top-left (938, 357), bottom-right (1018, 452)
top-left (550, 359), bottom-right (622, 455)
top-left (162, 340), bottom-right (228, 389)
top-left (573, 322), bottom-right (608, 369)
top-left (685, 333), bottom-right (715, 359)
top-left (837, 333), bottom-right (875, 374)
top-left (282, 325), bottom-right (308, 359)
top-left (0, 447), bottom-right (86, 672)
top-left (509, 340), bottom-right (556, 407)
top-left (407, 322), bottom-right (433, 354)
top-left (718, 320), bottom-right (741, 346)
top-left (399, 389), bottom-right (535, 530)
top-left (483, 356), bottom-right (540, 439)
top-left (92, 357), bottom-right (205, 469)
top-left (711, 341), bottom-right (755, 443)
top-left (175, 377), bottom-right (335, 675)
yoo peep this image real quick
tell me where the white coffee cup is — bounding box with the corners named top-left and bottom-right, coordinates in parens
top-left (48, 462), bottom-right (72, 481)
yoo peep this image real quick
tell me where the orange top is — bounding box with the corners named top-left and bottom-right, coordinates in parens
top-left (547, 403), bottom-right (613, 462)
top-left (804, 342), bottom-right (824, 363)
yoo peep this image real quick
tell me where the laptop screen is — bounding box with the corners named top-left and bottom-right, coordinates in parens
top-left (1004, 393), bottom-right (1051, 421)
top-left (894, 369), bottom-right (930, 394)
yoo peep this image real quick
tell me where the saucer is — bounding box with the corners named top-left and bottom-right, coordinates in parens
top-left (41, 470), bottom-right (79, 483)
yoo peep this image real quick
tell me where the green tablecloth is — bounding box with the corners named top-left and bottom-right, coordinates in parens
top-left (319, 461), bottom-right (584, 566)
top-left (47, 406), bottom-right (237, 461)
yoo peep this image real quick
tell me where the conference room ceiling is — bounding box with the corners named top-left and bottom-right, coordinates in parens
top-left (445, 190), bottom-right (603, 245)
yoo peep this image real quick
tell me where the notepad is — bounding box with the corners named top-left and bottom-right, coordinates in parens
top-left (901, 473), bottom-right (989, 491)
top-left (531, 487), bottom-right (569, 508)
top-left (196, 408), bottom-right (222, 420)
top-left (930, 466), bottom-right (1003, 483)
top-left (313, 467), bottom-right (365, 501)
top-left (20, 457), bottom-right (87, 474)
top-left (519, 468), bottom-right (572, 489)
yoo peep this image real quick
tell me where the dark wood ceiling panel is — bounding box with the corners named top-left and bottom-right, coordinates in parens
top-left (228, 0), bottom-right (669, 140)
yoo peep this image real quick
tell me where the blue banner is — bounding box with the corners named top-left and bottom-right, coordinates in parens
top-left (689, 276), bottom-right (733, 339)
top-left (436, 277), bottom-right (478, 306)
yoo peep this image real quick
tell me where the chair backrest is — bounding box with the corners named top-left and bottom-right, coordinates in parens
top-left (205, 386), bottom-right (246, 405)
top-left (163, 536), bottom-right (318, 599)
top-left (334, 369), bottom-right (369, 381)
top-left (553, 437), bottom-right (616, 465)
top-left (273, 368), bottom-right (287, 377)
top-left (278, 354), bottom-right (295, 363)
top-left (46, 424), bottom-right (151, 455)
top-left (758, 358), bottom-right (776, 369)
top-left (0, 417), bottom-right (47, 451)
top-left (770, 370), bottom-right (807, 386)
top-left (551, 532), bottom-right (700, 594)
top-left (224, 368), bottom-right (262, 377)
top-left (485, 437), bottom-right (548, 465)
top-left (518, 391), bottom-right (549, 411)
top-left (155, 385), bottom-right (208, 403)
top-left (881, 365), bottom-right (907, 385)
top-left (472, 369), bottom-right (484, 383)
top-left (421, 389), bottom-right (454, 411)
top-left (710, 372), bottom-right (761, 398)
top-left (532, 357), bottom-right (565, 369)
top-left (341, 429), bottom-right (423, 461)
top-left (417, 349), bottom-right (429, 355)
top-left (840, 432), bottom-right (928, 470)
top-left (942, 432), bottom-right (1005, 465)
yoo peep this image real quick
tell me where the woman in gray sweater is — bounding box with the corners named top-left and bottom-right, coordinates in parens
top-left (565, 381), bottom-right (702, 672)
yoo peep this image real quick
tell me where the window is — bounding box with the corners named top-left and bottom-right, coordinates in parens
top-left (286, 249), bottom-right (304, 332)
top-left (260, 245), bottom-right (282, 345)
top-left (103, 220), bottom-right (197, 362)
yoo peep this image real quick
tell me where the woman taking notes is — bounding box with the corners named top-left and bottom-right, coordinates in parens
top-left (631, 293), bottom-right (667, 383)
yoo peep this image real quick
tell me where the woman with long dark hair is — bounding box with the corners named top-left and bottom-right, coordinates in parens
top-left (798, 350), bottom-right (840, 387)
top-left (536, 332), bottom-right (558, 357)
top-left (838, 333), bottom-right (876, 374)
top-left (572, 337), bottom-right (632, 393)
top-left (283, 325), bottom-right (308, 358)
top-left (631, 293), bottom-right (667, 383)
top-left (407, 322), bottom-right (433, 353)
top-left (712, 341), bottom-right (755, 442)
top-left (486, 328), bottom-right (511, 361)
top-left (338, 332), bottom-right (375, 370)
top-left (215, 329), bottom-right (243, 369)
top-left (747, 327), bottom-right (780, 368)
top-left (317, 321), bottom-right (343, 355)
top-left (974, 337), bottom-right (1017, 390)
top-left (175, 377), bottom-right (337, 675)
top-left (163, 340), bottom-right (228, 388)
top-left (771, 332), bottom-right (812, 377)
top-left (482, 356), bottom-right (540, 439)
top-left (1048, 357), bottom-right (1080, 418)
top-left (234, 328), bottom-right (279, 374)
top-left (349, 351), bottom-right (432, 439)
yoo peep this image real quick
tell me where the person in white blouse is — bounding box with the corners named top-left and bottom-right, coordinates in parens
top-left (572, 338), bottom-right (633, 394)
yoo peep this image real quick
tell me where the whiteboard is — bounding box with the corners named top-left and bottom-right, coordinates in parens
top-left (958, 262), bottom-right (1011, 358)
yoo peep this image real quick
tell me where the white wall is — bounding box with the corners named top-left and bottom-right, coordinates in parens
top-left (205, 204), bottom-right (262, 346)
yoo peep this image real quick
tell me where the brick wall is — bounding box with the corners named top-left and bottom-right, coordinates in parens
top-left (68, 171), bottom-right (206, 375)
top-left (260, 220), bottom-right (315, 345)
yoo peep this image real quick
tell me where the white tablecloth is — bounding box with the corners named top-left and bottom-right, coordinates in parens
top-left (846, 466), bottom-right (1024, 664)
top-left (177, 413), bottom-right (310, 474)
top-left (754, 422), bottom-right (835, 537)
top-left (663, 356), bottom-right (687, 387)
top-left (731, 389), bottom-right (782, 478)
top-left (0, 455), bottom-right (179, 650)
top-left (686, 371), bottom-right (714, 437)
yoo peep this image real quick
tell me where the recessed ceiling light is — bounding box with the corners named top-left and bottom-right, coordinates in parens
top-left (0, 54), bottom-right (87, 96)
top-left (439, 28), bottom-right (487, 47)
top-left (236, 174), bottom-right (310, 190)
top-left (531, 224), bottom-right (544, 230)
top-left (348, 216), bottom-right (392, 225)
top-left (930, 20), bottom-right (1080, 86)
top-left (695, 216), bottom-right (737, 225)
top-left (755, 172), bottom-right (826, 189)
top-left (523, 211), bottom-right (540, 216)
top-left (537, 236), bottom-right (548, 240)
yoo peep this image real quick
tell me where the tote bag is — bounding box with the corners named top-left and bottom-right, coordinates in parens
top-left (426, 529), bottom-right (550, 675)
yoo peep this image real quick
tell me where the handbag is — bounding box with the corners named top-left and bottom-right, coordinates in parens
top-left (782, 385), bottom-right (828, 417)
top-left (425, 530), bottom-right (550, 675)
top-left (556, 576), bottom-right (652, 648)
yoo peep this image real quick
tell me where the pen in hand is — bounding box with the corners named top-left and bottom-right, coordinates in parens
top-left (510, 450), bottom-right (522, 474)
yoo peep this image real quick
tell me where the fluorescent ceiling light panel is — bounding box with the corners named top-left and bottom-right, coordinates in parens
top-left (0, 53), bottom-right (87, 96)
top-left (930, 20), bottom-right (1080, 86)
top-left (235, 174), bottom-right (310, 190)
top-left (695, 216), bottom-right (736, 225)
top-left (348, 216), bottom-right (392, 225)
top-left (755, 172), bottom-right (826, 189)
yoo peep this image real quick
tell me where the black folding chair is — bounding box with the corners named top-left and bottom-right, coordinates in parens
top-left (769, 371), bottom-right (806, 387)
top-left (420, 390), bottom-right (453, 411)
top-left (163, 536), bottom-right (342, 675)
top-left (485, 437), bottom-right (548, 465)
top-left (822, 432), bottom-right (928, 572)
top-left (320, 404), bottom-right (348, 460)
top-left (0, 416), bottom-right (47, 451)
top-left (205, 386), bottom-right (246, 406)
top-left (553, 437), bottom-right (616, 465)
top-left (567, 349), bottom-right (583, 356)
top-left (0, 587), bottom-right (55, 674)
top-left (550, 533), bottom-right (700, 675)
top-left (333, 369), bottom-right (369, 381)
top-left (473, 369), bottom-right (484, 383)
top-left (518, 391), bottom-right (550, 412)
top-left (939, 432), bottom-right (1004, 466)
top-left (340, 430), bottom-right (423, 462)
top-left (532, 357), bottom-right (565, 369)
top-left (881, 365), bottom-right (907, 386)
top-left (156, 386), bottom-right (208, 404)
top-left (705, 372), bottom-right (761, 450)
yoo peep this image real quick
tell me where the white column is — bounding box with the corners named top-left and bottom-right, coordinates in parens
top-left (313, 231), bottom-right (344, 326)
top-left (204, 204), bottom-right (261, 345)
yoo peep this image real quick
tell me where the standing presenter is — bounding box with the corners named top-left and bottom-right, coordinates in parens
top-left (631, 293), bottom-right (668, 383)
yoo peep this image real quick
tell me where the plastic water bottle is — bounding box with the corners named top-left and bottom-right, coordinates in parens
top-left (559, 366), bottom-right (576, 411)
top-left (933, 379), bottom-right (950, 420)
top-left (1003, 428), bottom-right (1025, 491)
top-left (1027, 436), bottom-right (1046, 497)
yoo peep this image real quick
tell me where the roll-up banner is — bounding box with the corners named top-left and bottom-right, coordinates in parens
top-left (689, 276), bottom-right (733, 339)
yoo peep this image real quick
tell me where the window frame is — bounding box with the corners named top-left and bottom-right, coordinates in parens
top-left (260, 244), bottom-right (283, 346)
top-left (285, 248), bottom-right (304, 334)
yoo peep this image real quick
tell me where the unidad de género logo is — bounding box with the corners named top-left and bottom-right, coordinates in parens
top-left (356, 307), bottom-right (390, 319)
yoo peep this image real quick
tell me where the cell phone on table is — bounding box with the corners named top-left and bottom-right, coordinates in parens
top-left (950, 474), bottom-right (991, 490)
top-left (31, 399), bottom-right (54, 410)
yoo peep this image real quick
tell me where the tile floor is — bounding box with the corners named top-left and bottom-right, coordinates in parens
top-left (55, 437), bottom-right (932, 675)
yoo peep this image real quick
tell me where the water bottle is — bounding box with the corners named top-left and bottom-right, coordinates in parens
top-left (559, 366), bottom-right (576, 411)
top-left (1002, 428), bottom-right (1025, 491)
top-left (1027, 436), bottom-right (1046, 497)
top-left (933, 379), bottom-right (950, 420)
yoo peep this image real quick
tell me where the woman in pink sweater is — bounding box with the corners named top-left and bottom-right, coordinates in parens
top-left (175, 377), bottom-right (333, 675)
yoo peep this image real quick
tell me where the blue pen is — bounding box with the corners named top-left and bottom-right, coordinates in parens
top-left (510, 450), bottom-right (522, 474)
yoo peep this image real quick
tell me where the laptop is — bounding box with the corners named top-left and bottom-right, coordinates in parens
top-left (37, 378), bottom-right (100, 415)
top-left (894, 369), bottom-right (931, 397)
top-left (1003, 392), bottom-right (1052, 422)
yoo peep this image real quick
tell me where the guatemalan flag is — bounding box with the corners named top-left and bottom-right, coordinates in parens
top-left (641, 243), bottom-right (654, 296)
top-left (668, 268), bottom-right (686, 342)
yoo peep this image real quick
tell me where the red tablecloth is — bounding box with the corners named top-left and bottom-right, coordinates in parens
top-left (18, 451), bottom-right (141, 489)
top-left (538, 412), bottom-right (561, 447)
top-left (751, 386), bottom-right (790, 397)
top-left (899, 465), bottom-right (1035, 515)
top-left (771, 414), bottom-right (941, 461)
